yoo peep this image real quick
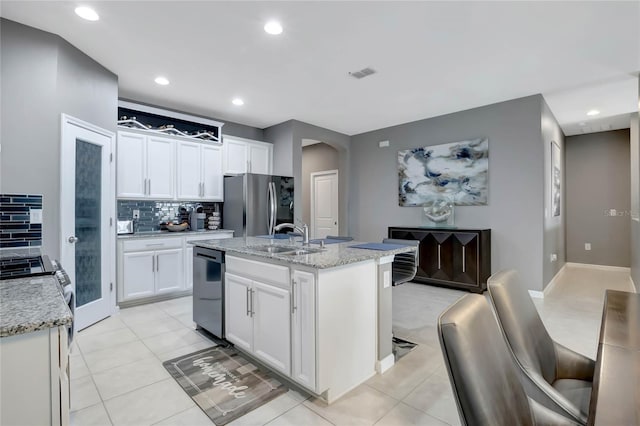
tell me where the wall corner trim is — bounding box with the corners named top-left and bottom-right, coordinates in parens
top-left (543, 263), bottom-right (568, 296)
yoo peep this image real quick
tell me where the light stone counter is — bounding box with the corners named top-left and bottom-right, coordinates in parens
top-left (191, 236), bottom-right (415, 269)
top-left (0, 275), bottom-right (72, 337)
top-left (117, 229), bottom-right (234, 239)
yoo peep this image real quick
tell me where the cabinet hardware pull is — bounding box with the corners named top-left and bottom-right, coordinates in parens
top-left (156, 255), bottom-right (159, 271)
top-left (462, 246), bottom-right (466, 272)
top-left (152, 256), bottom-right (155, 272)
top-left (145, 243), bottom-right (164, 247)
top-left (144, 178), bottom-right (147, 195)
top-left (291, 279), bottom-right (296, 315)
top-left (148, 179), bottom-right (151, 195)
top-left (250, 289), bottom-right (255, 317)
top-left (437, 244), bottom-right (441, 269)
top-left (201, 182), bottom-right (205, 197)
top-left (246, 287), bottom-right (250, 316)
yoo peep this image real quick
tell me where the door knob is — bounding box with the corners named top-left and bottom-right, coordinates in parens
top-left (68, 236), bottom-right (79, 243)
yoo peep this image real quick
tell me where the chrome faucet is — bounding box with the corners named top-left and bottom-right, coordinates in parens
top-left (274, 222), bottom-right (310, 245)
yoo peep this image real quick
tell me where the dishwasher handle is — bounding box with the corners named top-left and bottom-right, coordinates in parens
top-left (194, 248), bottom-right (224, 263)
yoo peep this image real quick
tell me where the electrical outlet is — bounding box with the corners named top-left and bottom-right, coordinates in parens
top-left (378, 140), bottom-right (390, 148)
top-left (30, 208), bottom-right (43, 224)
top-left (132, 209), bottom-right (140, 219)
top-left (585, 243), bottom-right (591, 251)
top-left (550, 253), bottom-right (557, 262)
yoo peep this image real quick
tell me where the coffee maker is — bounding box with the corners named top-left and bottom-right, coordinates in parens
top-left (189, 204), bottom-right (205, 231)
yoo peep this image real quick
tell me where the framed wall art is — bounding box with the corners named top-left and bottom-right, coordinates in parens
top-left (398, 137), bottom-right (489, 206)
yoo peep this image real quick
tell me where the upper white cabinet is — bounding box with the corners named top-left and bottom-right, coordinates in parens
top-left (222, 135), bottom-right (272, 175)
top-left (117, 131), bottom-right (175, 199)
top-left (177, 141), bottom-right (223, 201)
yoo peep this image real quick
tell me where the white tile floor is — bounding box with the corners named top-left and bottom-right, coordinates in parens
top-left (69, 264), bottom-right (634, 426)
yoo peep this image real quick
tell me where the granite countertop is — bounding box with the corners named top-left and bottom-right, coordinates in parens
top-left (191, 237), bottom-right (416, 269)
top-left (0, 275), bottom-right (72, 338)
top-left (117, 229), bottom-right (234, 239)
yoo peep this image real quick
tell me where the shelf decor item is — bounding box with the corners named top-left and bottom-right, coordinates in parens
top-left (398, 138), bottom-right (489, 206)
top-left (117, 116), bottom-right (220, 142)
top-left (422, 194), bottom-right (455, 227)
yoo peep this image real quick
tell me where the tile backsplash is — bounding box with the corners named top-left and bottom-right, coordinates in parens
top-left (117, 200), bottom-right (221, 232)
top-left (0, 194), bottom-right (43, 248)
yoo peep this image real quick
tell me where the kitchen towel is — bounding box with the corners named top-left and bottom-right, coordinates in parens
top-left (349, 242), bottom-right (407, 251)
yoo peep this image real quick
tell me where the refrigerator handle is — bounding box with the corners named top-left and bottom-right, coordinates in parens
top-left (267, 183), bottom-right (272, 235)
top-left (270, 182), bottom-right (277, 235)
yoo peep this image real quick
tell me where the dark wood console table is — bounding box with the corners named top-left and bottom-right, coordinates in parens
top-left (387, 227), bottom-right (491, 293)
top-left (587, 290), bottom-right (640, 425)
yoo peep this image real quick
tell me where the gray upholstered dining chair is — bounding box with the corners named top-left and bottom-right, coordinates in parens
top-left (382, 238), bottom-right (419, 286)
top-left (487, 270), bottom-right (594, 425)
top-left (438, 294), bottom-right (580, 426)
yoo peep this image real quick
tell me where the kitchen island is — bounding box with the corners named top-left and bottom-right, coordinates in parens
top-left (0, 274), bottom-right (72, 425)
top-left (192, 236), bottom-right (415, 403)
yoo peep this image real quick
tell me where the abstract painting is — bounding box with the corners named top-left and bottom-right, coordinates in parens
top-left (551, 141), bottom-right (561, 216)
top-left (398, 138), bottom-right (489, 206)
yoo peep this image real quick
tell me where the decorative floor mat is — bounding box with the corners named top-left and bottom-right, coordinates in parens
top-left (163, 346), bottom-right (287, 425)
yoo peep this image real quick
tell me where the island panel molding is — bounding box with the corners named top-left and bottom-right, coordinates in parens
top-left (388, 227), bottom-right (491, 293)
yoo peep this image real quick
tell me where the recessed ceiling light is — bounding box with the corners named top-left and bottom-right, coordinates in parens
top-left (586, 109), bottom-right (600, 116)
top-left (74, 6), bottom-right (99, 21)
top-left (154, 76), bottom-right (170, 86)
top-left (579, 122), bottom-right (586, 126)
top-left (232, 98), bottom-right (244, 106)
top-left (264, 21), bottom-right (283, 35)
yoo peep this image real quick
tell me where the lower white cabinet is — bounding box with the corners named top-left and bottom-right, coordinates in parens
top-left (118, 233), bottom-right (234, 303)
top-left (225, 256), bottom-right (292, 375)
top-left (122, 248), bottom-right (183, 300)
top-left (0, 326), bottom-right (69, 426)
top-left (225, 256), bottom-right (316, 389)
top-left (291, 269), bottom-right (316, 390)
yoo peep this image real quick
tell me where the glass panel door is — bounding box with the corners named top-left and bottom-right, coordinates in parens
top-left (75, 140), bottom-right (103, 307)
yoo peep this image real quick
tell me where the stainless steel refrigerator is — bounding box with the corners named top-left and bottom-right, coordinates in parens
top-left (223, 173), bottom-right (294, 237)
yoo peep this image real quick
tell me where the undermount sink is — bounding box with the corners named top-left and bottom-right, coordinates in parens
top-left (249, 245), bottom-right (297, 254)
top-left (282, 248), bottom-right (325, 256)
top-left (249, 245), bottom-right (326, 256)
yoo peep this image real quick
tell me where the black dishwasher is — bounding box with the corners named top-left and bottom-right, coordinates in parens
top-left (193, 247), bottom-right (225, 339)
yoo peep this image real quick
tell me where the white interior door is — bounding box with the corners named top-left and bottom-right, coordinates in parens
top-left (61, 114), bottom-right (115, 331)
top-left (310, 170), bottom-right (339, 239)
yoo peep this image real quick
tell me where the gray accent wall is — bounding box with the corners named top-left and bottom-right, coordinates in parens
top-left (265, 120), bottom-right (351, 236)
top-left (1, 19), bottom-right (118, 259)
top-left (302, 143), bottom-right (340, 226)
top-left (541, 99), bottom-right (566, 288)
top-left (350, 95), bottom-right (547, 291)
top-left (565, 130), bottom-right (631, 267)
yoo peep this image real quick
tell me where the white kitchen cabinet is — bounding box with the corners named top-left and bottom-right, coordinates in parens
top-left (118, 237), bottom-right (184, 303)
top-left (222, 135), bottom-right (272, 175)
top-left (177, 141), bottom-right (223, 201)
top-left (225, 256), bottom-right (291, 375)
top-left (1, 326), bottom-right (69, 426)
top-left (225, 272), bottom-right (254, 352)
top-left (155, 248), bottom-right (184, 294)
top-left (291, 269), bottom-right (316, 390)
top-left (253, 281), bottom-right (291, 373)
top-left (122, 251), bottom-right (155, 300)
top-left (117, 131), bottom-right (175, 199)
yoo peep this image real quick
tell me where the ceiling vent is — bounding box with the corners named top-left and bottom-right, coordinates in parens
top-left (349, 67), bottom-right (376, 79)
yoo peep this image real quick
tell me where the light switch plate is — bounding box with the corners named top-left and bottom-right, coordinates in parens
top-left (30, 208), bottom-right (43, 224)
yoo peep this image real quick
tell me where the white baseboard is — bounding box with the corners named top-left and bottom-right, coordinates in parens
top-left (376, 354), bottom-right (395, 374)
top-left (542, 264), bottom-right (568, 297)
top-left (528, 290), bottom-right (545, 299)
top-left (565, 262), bottom-right (631, 273)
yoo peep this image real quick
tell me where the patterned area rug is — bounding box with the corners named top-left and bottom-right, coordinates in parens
top-left (163, 346), bottom-right (288, 425)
